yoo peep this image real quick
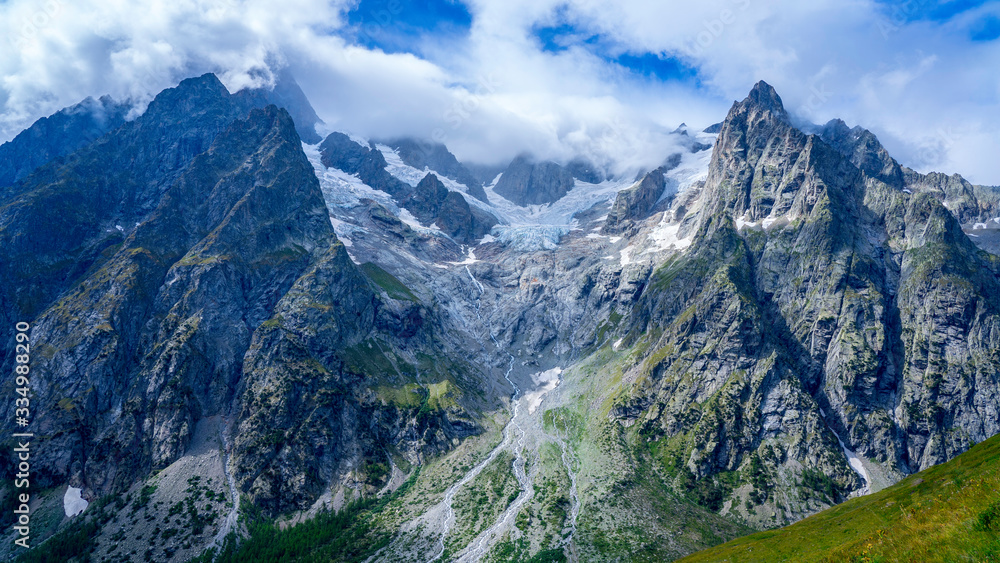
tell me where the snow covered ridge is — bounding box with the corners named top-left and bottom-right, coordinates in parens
top-left (376, 144), bottom-right (428, 188)
top-left (304, 128), bottom-right (715, 253)
top-left (484, 177), bottom-right (632, 227)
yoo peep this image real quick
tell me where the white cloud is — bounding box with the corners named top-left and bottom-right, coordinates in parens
top-left (1, 0), bottom-right (999, 183)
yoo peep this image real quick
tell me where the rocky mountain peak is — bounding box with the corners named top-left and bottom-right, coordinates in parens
top-left (493, 153), bottom-right (577, 206)
top-left (144, 72), bottom-right (231, 118)
top-left (744, 80), bottom-right (787, 116)
top-left (699, 81), bottom-right (802, 226)
top-left (0, 94), bottom-right (130, 189)
top-left (715, 81), bottom-right (793, 156)
top-left (5, 69), bottom-right (1000, 562)
top-left (820, 118), bottom-right (905, 188)
top-left (233, 70), bottom-right (324, 144)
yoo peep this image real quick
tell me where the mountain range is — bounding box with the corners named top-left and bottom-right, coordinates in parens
top-left (1, 72), bottom-right (999, 562)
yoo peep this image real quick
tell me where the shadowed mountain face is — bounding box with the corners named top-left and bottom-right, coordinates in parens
top-left (0, 71), bottom-right (320, 199)
top-left (493, 154), bottom-right (578, 206)
top-left (235, 70), bottom-right (324, 144)
top-left (0, 95), bottom-right (131, 190)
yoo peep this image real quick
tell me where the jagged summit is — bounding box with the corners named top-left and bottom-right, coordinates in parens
top-left (0, 93), bottom-right (130, 188)
top-left (819, 117), bottom-right (905, 187)
top-left (743, 80), bottom-right (786, 115)
top-left (234, 69), bottom-right (324, 143)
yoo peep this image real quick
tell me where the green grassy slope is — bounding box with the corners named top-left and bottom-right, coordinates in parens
top-left (678, 433), bottom-right (1000, 562)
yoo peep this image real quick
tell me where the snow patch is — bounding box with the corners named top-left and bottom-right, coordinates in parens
top-left (328, 217), bottom-right (355, 247)
top-left (524, 367), bottom-right (562, 414)
top-left (734, 214), bottom-right (759, 230)
top-left (646, 216), bottom-right (692, 252)
top-left (304, 142), bottom-right (396, 211)
top-left (448, 247), bottom-right (479, 265)
top-left (346, 132), bottom-right (369, 147)
top-left (612, 338), bottom-right (624, 351)
top-left (373, 144), bottom-right (500, 222)
top-left (398, 208), bottom-right (443, 235)
top-left (664, 147), bottom-right (713, 197)
top-left (64, 486), bottom-right (88, 517)
top-left (974, 222), bottom-right (988, 230)
top-left (376, 143), bottom-right (427, 187)
top-left (834, 431), bottom-right (871, 496)
top-left (619, 245), bottom-right (635, 267)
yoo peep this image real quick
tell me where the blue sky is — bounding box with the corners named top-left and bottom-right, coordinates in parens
top-left (343, 0), bottom-right (473, 54)
top-left (1, 0), bottom-right (1000, 182)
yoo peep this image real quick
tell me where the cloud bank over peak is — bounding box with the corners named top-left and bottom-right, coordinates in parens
top-left (2, 0), bottom-right (999, 183)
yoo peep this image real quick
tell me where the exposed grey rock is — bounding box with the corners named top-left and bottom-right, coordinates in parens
top-left (5, 70), bottom-right (1000, 558)
top-left (464, 162), bottom-right (507, 187)
top-left (320, 134), bottom-right (495, 244)
top-left (493, 154), bottom-right (576, 206)
top-left (0, 80), bottom-right (485, 520)
top-left (611, 80), bottom-right (1000, 526)
top-left (902, 167), bottom-right (1000, 225)
top-left (565, 158), bottom-right (604, 184)
top-left (602, 167), bottom-right (669, 234)
top-left (820, 118), bottom-right (905, 188)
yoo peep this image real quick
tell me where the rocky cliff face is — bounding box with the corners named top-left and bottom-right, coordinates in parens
top-left (493, 154), bottom-right (578, 205)
top-left (611, 81), bottom-right (1000, 524)
top-left (602, 164), bottom-right (674, 235)
top-left (318, 132), bottom-right (496, 245)
top-left (0, 76), bottom-right (486, 519)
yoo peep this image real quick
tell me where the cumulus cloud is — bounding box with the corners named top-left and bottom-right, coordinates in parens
top-left (1, 0), bottom-right (999, 183)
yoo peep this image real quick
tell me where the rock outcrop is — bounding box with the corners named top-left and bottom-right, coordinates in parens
top-left (602, 159), bottom-right (682, 235)
top-left (493, 155), bottom-right (577, 206)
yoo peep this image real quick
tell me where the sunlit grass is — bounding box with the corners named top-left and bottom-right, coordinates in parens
top-left (679, 433), bottom-right (1000, 563)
